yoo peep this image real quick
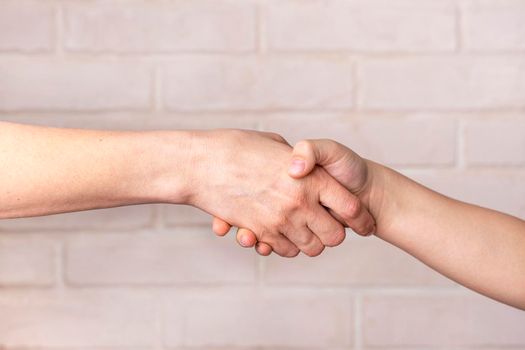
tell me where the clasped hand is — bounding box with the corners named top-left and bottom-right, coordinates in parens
top-left (187, 129), bottom-right (376, 257)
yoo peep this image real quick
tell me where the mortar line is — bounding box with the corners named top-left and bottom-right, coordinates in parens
top-left (54, 0), bottom-right (64, 58)
top-left (153, 64), bottom-right (163, 113)
top-left (457, 117), bottom-right (467, 170)
top-left (455, 0), bottom-right (464, 52)
top-left (256, 0), bottom-right (267, 54)
top-left (354, 293), bottom-right (364, 350)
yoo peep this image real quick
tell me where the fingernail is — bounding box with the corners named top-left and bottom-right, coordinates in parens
top-left (289, 159), bottom-right (305, 174)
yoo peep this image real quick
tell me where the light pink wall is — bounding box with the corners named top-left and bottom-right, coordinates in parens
top-left (1, 0), bottom-right (524, 348)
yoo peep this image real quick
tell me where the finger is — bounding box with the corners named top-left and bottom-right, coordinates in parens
top-left (307, 206), bottom-right (347, 247)
top-left (289, 139), bottom-right (350, 179)
top-left (329, 207), bottom-right (376, 236)
top-left (255, 242), bottom-right (273, 256)
top-left (282, 225), bottom-right (325, 257)
top-left (262, 232), bottom-right (300, 258)
top-left (236, 228), bottom-right (257, 248)
top-left (213, 217), bottom-right (232, 236)
top-left (319, 180), bottom-right (376, 237)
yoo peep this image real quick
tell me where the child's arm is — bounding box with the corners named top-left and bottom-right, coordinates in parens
top-left (229, 139), bottom-right (525, 310)
top-left (369, 159), bottom-right (525, 310)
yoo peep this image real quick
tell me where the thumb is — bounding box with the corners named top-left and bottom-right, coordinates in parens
top-left (288, 139), bottom-right (347, 179)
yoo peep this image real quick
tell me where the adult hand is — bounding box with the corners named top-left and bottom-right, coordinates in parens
top-left (190, 130), bottom-right (369, 257)
top-left (212, 138), bottom-right (377, 256)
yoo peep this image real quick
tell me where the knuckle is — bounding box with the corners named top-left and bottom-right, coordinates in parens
top-left (283, 191), bottom-right (308, 213)
top-left (345, 198), bottom-right (362, 220)
top-left (272, 215), bottom-right (289, 230)
top-left (294, 232), bottom-right (315, 247)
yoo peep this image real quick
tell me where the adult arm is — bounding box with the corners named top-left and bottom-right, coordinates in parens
top-left (0, 122), bottom-right (371, 257)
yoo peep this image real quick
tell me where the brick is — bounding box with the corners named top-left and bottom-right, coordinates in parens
top-left (0, 60), bottom-right (151, 111)
top-left (65, 230), bottom-right (256, 285)
top-left (359, 57), bottom-right (525, 110)
top-left (162, 56), bottom-right (354, 111)
top-left (0, 1), bottom-right (54, 52)
top-left (0, 236), bottom-right (55, 286)
top-left (265, 0), bottom-right (455, 52)
top-left (403, 169), bottom-right (525, 218)
top-left (263, 235), bottom-right (453, 286)
top-left (363, 294), bottom-right (525, 346)
top-left (463, 0), bottom-right (525, 51)
top-left (260, 116), bottom-right (457, 166)
top-left (464, 118), bottom-right (525, 166)
top-left (0, 290), bottom-right (157, 347)
top-left (0, 205), bottom-right (153, 232)
top-left (163, 288), bottom-right (353, 347)
top-left (64, 0), bottom-right (255, 53)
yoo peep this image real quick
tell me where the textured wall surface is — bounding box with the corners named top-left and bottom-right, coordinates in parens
top-left (1, 0), bottom-right (525, 348)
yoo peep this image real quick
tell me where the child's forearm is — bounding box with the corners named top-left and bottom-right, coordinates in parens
top-left (370, 161), bottom-right (525, 310)
top-left (0, 122), bottom-right (194, 218)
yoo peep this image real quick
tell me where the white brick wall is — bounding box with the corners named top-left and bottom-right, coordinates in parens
top-left (0, 0), bottom-right (524, 348)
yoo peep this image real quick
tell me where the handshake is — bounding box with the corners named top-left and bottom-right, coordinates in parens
top-left (185, 129), bottom-right (381, 258)
top-left (2, 123), bottom-right (524, 309)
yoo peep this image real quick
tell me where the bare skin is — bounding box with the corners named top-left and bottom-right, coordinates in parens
top-left (0, 123), bottom-right (375, 257)
top-left (215, 139), bottom-right (525, 310)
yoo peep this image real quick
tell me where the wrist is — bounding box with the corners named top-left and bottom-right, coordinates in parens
top-left (361, 159), bottom-right (391, 234)
top-left (126, 130), bottom-right (201, 205)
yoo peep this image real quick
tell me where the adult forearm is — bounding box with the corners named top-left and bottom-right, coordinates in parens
top-left (0, 122), bottom-right (194, 218)
top-left (372, 162), bottom-right (525, 309)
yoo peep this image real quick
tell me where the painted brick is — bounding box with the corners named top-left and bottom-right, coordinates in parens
top-left (162, 56), bottom-right (354, 111)
top-left (64, 0), bottom-right (255, 53)
top-left (265, 0), bottom-right (456, 52)
top-left (0, 236), bottom-right (55, 286)
top-left (463, 0), bottom-right (525, 51)
top-left (163, 288), bottom-right (353, 347)
top-left (0, 60), bottom-right (151, 111)
top-left (359, 57), bottom-right (525, 110)
top-left (363, 294), bottom-right (525, 346)
top-left (464, 118), bottom-right (525, 166)
top-left (0, 0), bottom-right (54, 52)
top-left (65, 230), bottom-right (256, 285)
top-left (0, 290), bottom-right (157, 347)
